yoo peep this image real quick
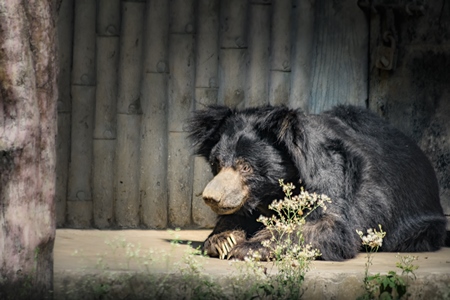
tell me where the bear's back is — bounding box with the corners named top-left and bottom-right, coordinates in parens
top-left (323, 106), bottom-right (444, 246)
top-left (323, 105), bottom-right (440, 205)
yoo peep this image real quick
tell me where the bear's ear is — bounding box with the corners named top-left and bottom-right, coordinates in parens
top-left (256, 106), bottom-right (305, 156)
top-left (186, 105), bottom-right (233, 158)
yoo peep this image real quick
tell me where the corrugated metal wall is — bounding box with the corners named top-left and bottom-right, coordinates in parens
top-left (56, 0), bottom-right (368, 229)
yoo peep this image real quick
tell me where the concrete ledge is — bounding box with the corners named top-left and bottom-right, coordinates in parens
top-left (54, 229), bottom-right (450, 299)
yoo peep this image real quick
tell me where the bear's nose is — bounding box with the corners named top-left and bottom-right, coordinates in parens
top-left (202, 177), bottom-right (223, 204)
top-left (203, 168), bottom-right (240, 204)
top-left (202, 168), bottom-right (249, 215)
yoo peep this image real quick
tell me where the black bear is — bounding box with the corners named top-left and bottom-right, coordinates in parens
top-left (186, 105), bottom-right (447, 261)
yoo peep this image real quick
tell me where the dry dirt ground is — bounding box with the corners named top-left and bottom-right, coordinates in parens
top-left (54, 229), bottom-right (450, 299)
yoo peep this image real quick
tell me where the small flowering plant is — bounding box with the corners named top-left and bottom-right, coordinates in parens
top-left (356, 225), bottom-right (418, 300)
top-left (257, 179), bottom-right (331, 261)
top-left (357, 225), bottom-right (387, 298)
top-left (395, 253), bottom-right (418, 280)
top-left (251, 179), bottom-right (331, 298)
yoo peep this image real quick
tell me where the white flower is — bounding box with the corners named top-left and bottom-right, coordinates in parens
top-left (356, 225), bottom-right (386, 249)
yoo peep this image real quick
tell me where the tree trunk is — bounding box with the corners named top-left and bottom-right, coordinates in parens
top-left (0, 0), bottom-right (57, 298)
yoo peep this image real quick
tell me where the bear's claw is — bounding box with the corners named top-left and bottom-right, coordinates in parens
top-left (203, 230), bottom-right (246, 260)
top-left (214, 233), bottom-right (237, 259)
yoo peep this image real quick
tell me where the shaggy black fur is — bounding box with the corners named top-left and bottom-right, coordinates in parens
top-left (187, 105), bottom-right (447, 261)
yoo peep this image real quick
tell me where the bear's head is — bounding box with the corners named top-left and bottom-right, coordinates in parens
top-left (187, 106), bottom-right (303, 215)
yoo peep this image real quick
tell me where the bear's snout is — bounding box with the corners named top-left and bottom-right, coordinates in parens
top-left (202, 168), bottom-right (248, 215)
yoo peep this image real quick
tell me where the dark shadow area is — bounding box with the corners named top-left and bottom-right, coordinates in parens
top-left (162, 239), bottom-right (203, 251)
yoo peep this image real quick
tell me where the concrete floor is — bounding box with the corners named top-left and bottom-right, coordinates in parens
top-left (54, 229), bottom-right (450, 299)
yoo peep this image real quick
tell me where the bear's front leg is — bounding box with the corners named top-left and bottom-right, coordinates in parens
top-left (302, 213), bottom-right (361, 261)
top-left (228, 213), bottom-right (362, 261)
top-left (227, 228), bottom-right (273, 260)
top-left (203, 213), bottom-right (265, 259)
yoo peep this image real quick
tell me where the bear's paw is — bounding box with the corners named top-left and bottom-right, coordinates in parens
top-left (228, 240), bottom-right (272, 261)
top-left (203, 230), bottom-right (246, 260)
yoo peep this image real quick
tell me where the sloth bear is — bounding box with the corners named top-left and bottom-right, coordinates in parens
top-left (187, 105), bottom-right (447, 261)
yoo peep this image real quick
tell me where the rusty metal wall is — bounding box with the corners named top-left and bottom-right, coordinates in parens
top-left (56, 0), bottom-right (368, 229)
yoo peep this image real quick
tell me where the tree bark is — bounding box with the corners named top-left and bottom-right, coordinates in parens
top-left (0, 0), bottom-right (57, 298)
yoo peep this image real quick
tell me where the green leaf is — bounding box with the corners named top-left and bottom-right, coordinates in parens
top-left (381, 276), bottom-right (391, 289)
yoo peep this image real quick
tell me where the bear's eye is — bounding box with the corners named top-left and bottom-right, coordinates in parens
top-left (240, 162), bottom-right (252, 173)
